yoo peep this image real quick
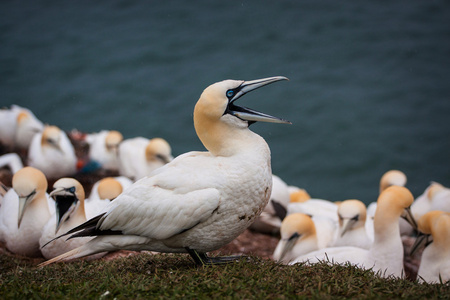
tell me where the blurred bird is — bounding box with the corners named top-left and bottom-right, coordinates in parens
top-left (28, 125), bottom-right (77, 179)
top-left (379, 170), bottom-right (407, 194)
top-left (85, 176), bottom-right (132, 219)
top-left (0, 167), bottom-right (51, 257)
top-left (290, 186), bottom-right (417, 278)
top-left (0, 105), bottom-right (44, 150)
top-left (118, 137), bottom-right (173, 181)
top-left (412, 211), bottom-right (450, 283)
top-left (85, 130), bottom-right (123, 172)
top-left (38, 76), bottom-right (290, 267)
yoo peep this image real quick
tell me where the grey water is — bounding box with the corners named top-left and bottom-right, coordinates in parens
top-left (1, 0), bottom-right (449, 205)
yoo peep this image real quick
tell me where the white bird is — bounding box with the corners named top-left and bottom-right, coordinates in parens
top-left (332, 199), bottom-right (372, 249)
top-left (379, 170), bottom-right (407, 194)
top-left (86, 130), bottom-right (123, 172)
top-left (0, 105), bottom-right (44, 150)
top-left (250, 174), bottom-right (291, 234)
top-left (40, 178), bottom-right (105, 260)
top-left (413, 211), bottom-right (450, 283)
top-left (118, 137), bottom-right (174, 181)
top-left (85, 176), bottom-right (132, 219)
top-left (0, 167), bottom-right (51, 257)
top-left (38, 76), bottom-right (290, 267)
top-left (273, 213), bottom-right (320, 264)
top-left (290, 186), bottom-right (417, 278)
top-left (0, 153), bottom-right (24, 174)
top-left (28, 125), bottom-right (78, 179)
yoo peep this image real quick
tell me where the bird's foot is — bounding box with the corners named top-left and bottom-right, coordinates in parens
top-left (185, 247), bottom-right (245, 266)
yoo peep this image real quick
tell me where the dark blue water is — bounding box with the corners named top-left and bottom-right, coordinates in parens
top-left (1, 0), bottom-right (449, 204)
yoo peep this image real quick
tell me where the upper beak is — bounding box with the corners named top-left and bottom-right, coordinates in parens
top-left (401, 206), bottom-right (418, 231)
top-left (227, 76), bottom-right (291, 124)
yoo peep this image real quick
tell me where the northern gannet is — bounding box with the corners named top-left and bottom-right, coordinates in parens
top-left (273, 213), bottom-right (319, 263)
top-left (0, 105), bottom-right (44, 150)
top-left (290, 186), bottom-right (417, 278)
top-left (40, 178), bottom-right (104, 259)
top-left (39, 76), bottom-right (290, 267)
top-left (118, 137), bottom-right (173, 180)
top-left (0, 167), bottom-right (51, 257)
top-left (413, 211), bottom-right (450, 283)
top-left (332, 199), bottom-right (371, 249)
top-left (28, 125), bottom-right (78, 179)
top-left (85, 176), bottom-right (132, 219)
top-left (379, 170), bottom-right (407, 194)
top-left (250, 174), bottom-right (291, 234)
top-left (86, 130), bottom-right (123, 172)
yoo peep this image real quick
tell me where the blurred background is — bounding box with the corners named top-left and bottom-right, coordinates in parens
top-left (1, 0), bottom-right (449, 205)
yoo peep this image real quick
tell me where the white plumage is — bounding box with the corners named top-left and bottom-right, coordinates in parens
top-left (290, 186), bottom-right (416, 278)
top-left (28, 125), bottom-right (77, 179)
top-left (39, 76), bottom-right (290, 267)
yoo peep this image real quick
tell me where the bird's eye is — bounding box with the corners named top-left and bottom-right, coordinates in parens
top-left (68, 187), bottom-right (76, 193)
top-left (226, 90), bottom-right (234, 98)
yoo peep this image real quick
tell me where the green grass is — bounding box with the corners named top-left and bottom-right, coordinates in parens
top-left (0, 252), bottom-right (448, 299)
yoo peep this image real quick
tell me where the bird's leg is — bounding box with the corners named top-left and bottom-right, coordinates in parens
top-left (185, 247), bottom-right (244, 266)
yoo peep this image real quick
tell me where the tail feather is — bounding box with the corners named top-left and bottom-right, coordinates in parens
top-left (38, 244), bottom-right (95, 267)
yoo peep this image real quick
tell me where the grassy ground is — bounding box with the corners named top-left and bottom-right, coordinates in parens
top-left (0, 251), bottom-right (448, 299)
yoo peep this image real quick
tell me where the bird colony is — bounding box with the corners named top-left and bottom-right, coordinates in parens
top-left (0, 79), bottom-right (449, 284)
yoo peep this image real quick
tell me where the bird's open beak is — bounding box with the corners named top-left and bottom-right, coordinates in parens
top-left (401, 206), bottom-right (418, 231)
top-left (18, 191), bottom-right (35, 227)
top-left (50, 188), bottom-right (78, 233)
top-left (226, 76), bottom-right (291, 124)
top-left (410, 232), bottom-right (432, 256)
